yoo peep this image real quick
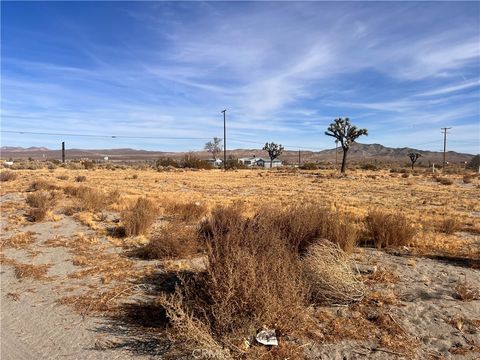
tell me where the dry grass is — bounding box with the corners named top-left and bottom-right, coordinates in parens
top-left (303, 240), bottom-right (364, 305)
top-left (167, 201), bottom-right (208, 222)
top-left (160, 204), bottom-right (312, 357)
top-left (64, 185), bottom-right (119, 212)
top-left (365, 210), bottom-right (416, 249)
top-left (438, 217), bottom-right (461, 235)
top-left (30, 179), bottom-right (58, 191)
top-left (122, 197), bottom-right (157, 236)
top-left (0, 171), bottom-right (17, 182)
top-left (0, 231), bottom-right (36, 250)
top-left (454, 280), bottom-right (480, 301)
top-left (135, 223), bottom-right (200, 259)
top-left (26, 191), bottom-right (59, 221)
top-left (14, 263), bottom-right (51, 280)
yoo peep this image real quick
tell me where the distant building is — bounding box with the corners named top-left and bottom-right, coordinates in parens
top-left (238, 156), bottom-right (282, 168)
top-left (206, 158), bottom-right (223, 167)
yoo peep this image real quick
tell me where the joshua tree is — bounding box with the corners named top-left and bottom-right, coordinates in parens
top-left (325, 118), bottom-right (368, 173)
top-left (408, 152), bottom-right (422, 170)
top-left (263, 142), bottom-right (284, 168)
top-left (204, 137), bottom-right (222, 160)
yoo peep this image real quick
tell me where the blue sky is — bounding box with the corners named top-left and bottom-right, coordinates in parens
top-left (1, 1), bottom-right (479, 153)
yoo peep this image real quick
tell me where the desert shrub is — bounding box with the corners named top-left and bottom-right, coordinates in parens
top-left (463, 175), bottom-right (473, 184)
top-left (361, 163), bottom-right (378, 171)
top-left (438, 217), bottom-right (461, 235)
top-left (75, 175), bottom-right (87, 182)
top-left (30, 180), bottom-right (58, 191)
top-left (181, 153), bottom-right (212, 170)
top-left (435, 176), bottom-right (453, 185)
top-left (0, 171), bottom-right (17, 182)
top-left (136, 223), bottom-right (199, 259)
top-left (300, 162), bottom-right (320, 170)
top-left (156, 157), bottom-right (179, 168)
top-left (64, 186), bottom-right (119, 212)
top-left (258, 205), bottom-right (359, 253)
top-left (303, 240), bottom-right (364, 305)
top-left (198, 204), bottom-right (246, 242)
top-left (26, 191), bottom-right (58, 221)
top-left (67, 162), bottom-right (83, 170)
top-left (122, 197), bottom-right (157, 236)
top-left (365, 210), bottom-right (416, 248)
top-left (132, 174), bottom-right (138, 179)
top-left (161, 208), bottom-right (309, 355)
top-left (401, 173), bottom-right (409, 178)
top-left (57, 175), bottom-right (69, 181)
top-left (168, 201), bottom-right (208, 222)
top-left (466, 155), bottom-right (480, 170)
top-left (82, 160), bottom-right (95, 170)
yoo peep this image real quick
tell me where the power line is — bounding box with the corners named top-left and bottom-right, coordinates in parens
top-left (1, 130), bottom-right (212, 141)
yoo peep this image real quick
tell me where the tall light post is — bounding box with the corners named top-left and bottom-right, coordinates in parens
top-left (221, 109), bottom-right (227, 170)
top-left (441, 127), bottom-right (451, 172)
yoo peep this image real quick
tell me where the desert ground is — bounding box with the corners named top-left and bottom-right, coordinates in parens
top-left (1, 166), bottom-right (479, 359)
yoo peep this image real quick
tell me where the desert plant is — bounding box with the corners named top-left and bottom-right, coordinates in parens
top-left (26, 191), bottom-right (58, 221)
top-left (437, 177), bottom-right (453, 185)
top-left (258, 205), bottom-right (359, 253)
top-left (0, 171), bottom-right (17, 182)
top-left (64, 186), bottom-right (119, 212)
top-left (325, 117), bottom-right (368, 173)
top-left (262, 142), bottom-right (284, 168)
top-left (438, 217), bottom-right (461, 235)
top-left (408, 152), bottom-right (422, 170)
top-left (182, 153), bottom-right (212, 169)
top-left (57, 175), bottom-right (69, 181)
top-left (136, 223), bottom-right (199, 259)
top-left (303, 240), bottom-right (364, 305)
top-left (463, 174), bottom-right (473, 184)
top-left (162, 207), bottom-right (309, 356)
top-left (30, 180), bottom-right (58, 191)
top-left (168, 201), bottom-right (208, 222)
top-left (365, 210), bottom-right (416, 248)
top-left (75, 175), bottom-right (87, 182)
top-left (466, 155), bottom-right (480, 171)
top-left (122, 197), bottom-right (157, 236)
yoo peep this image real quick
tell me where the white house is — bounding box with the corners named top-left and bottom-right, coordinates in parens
top-left (206, 158), bottom-right (223, 167)
top-left (238, 156), bottom-right (282, 168)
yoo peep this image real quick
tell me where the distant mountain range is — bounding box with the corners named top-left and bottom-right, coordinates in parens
top-left (0, 143), bottom-right (475, 164)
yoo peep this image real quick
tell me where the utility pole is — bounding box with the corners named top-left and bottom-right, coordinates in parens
top-left (61, 141), bottom-right (65, 163)
top-left (298, 149), bottom-right (301, 167)
top-left (441, 127), bottom-right (451, 172)
top-left (221, 109), bottom-right (227, 170)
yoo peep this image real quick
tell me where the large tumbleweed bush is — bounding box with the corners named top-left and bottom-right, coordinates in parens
top-left (303, 240), bottom-right (364, 305)
top-left (161, 205), bottom-right (312, 357)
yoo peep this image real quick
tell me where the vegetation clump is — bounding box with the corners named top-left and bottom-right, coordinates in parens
top-left (122, 197), bottom-right (157, 236)
top-left (365, 210), bottom-right (416, 248)
top-left (0, 171), bottom-right (17, 182)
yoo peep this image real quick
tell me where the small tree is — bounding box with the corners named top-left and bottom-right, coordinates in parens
top-left (408, 152), bottom-right (422, 170)
top-left (262, 142), bottom-right (284, 168)
top-left (325, 118), bottom-right (368, 173)
top-left (204, 137), bottom-right (222, 160)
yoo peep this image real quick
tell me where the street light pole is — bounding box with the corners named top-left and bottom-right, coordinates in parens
top-left (221, 109), bottom-right (227, 170)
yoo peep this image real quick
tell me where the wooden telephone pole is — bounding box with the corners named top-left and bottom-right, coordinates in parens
top-left (441, 127), bottom-right (451, 172)
top-left (61, 142), bottom-right (65, 163)
top-left (221, 109), bottom-right (227, 170)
